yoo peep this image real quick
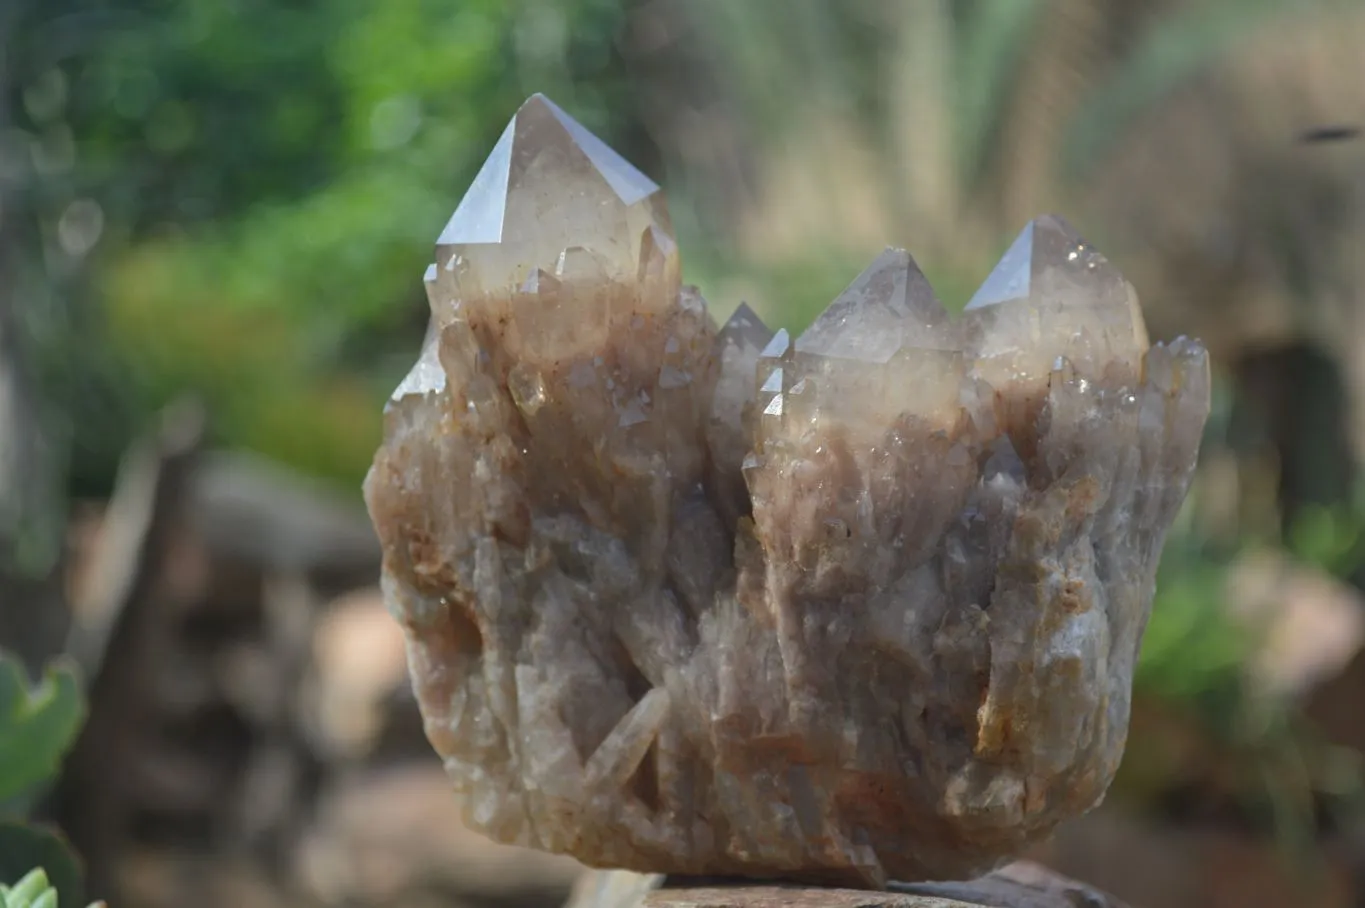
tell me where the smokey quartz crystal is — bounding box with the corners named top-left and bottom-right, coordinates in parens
top-left (363, 94), bottom-right (1211, 888)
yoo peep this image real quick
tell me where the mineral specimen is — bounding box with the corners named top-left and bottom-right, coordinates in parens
top-left (363, 94), bottom-right (1211, 888)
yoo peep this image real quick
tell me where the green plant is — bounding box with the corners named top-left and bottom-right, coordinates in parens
top-left (0, 868), bottom-right (101, 908)
top-left (0, 869), bottom-right (57, 908)
top-left (0, 653), bottom-right (83, 807)
top-left (0, 651), bottom-right (90, 907)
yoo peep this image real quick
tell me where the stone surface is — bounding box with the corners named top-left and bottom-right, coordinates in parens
top-left (364, 94), bottom-right (1212, 888)
top-left (564, 864), bottom-right (1127, 908)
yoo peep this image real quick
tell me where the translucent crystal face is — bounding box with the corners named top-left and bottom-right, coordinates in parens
top-left (962, 215), bottom-right (1149, 386)
top-left (435, 93), bottom-right (676, 301)
top-left (365, 95), bottom-right (1212, 891)
top-left (796, 248), bottom-right (953, 363)
top-left (782, 248), bottom-right (964, 434)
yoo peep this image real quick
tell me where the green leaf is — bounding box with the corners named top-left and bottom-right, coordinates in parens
top-left (0, 653), bottom-right (85, 807)
top-left (3, 868), bottom-right (51, 906)
top-left (0, 823), bottom-right (85, 907)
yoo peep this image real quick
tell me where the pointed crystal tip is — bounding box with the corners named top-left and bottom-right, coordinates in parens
top-left (964, 215), bottom-right (1149, 374)
top-left (717, 303), bottom-right (772, 352)
top-left (796, 247), bottom-right (951, 363)
top-left (438, 92), bottom-right (659, 247)
top-left (434, 93), bottom-right (674, 295)
top-left (966, 215), bottom-right (1105, 312)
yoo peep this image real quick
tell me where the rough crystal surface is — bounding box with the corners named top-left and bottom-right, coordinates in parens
top-left (364, 95), bottom-right (1212, 888)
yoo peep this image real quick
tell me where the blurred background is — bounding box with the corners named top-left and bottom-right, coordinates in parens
top-left (4, 0), bottom-right (1365, 906)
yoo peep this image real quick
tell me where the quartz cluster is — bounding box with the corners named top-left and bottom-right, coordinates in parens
top-left (364, 94), bottom-right (1211, 888)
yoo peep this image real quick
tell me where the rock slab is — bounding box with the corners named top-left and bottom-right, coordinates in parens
top-left (565, 864), bottom-right (1127, 908)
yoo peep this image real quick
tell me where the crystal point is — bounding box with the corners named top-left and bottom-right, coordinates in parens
top-left (717, 303), bottom-right (771, 350)
top-left (964, 215), bottom-right (1149, 394)
top-left (435, 93), bottom-right (672, 296)
top-left (707, 304), bottom-right (774, 524)
top-left (797, 247), bottom-right (950, 362)
top-left (531, 93), bottom-right (660, 205)
top-left (760, 327), bottom-right (791, 360)
top-left (758, 249), bottom-right (965, 437)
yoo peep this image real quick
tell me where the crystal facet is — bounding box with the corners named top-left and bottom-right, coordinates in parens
top-left (963, 215), bottom-right (1149, 383)
top-left (796, 247), bottom-right (952, 362)
top-left (707, 303), bottom-right (775, 526)
top-left (435, 93), bottom-right (673, 300)
top-left (780, 248), bottom-right (964, 433)
top-left (364, 98), bottom-right (1211, 890)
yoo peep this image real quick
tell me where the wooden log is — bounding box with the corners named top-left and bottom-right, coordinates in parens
top-left (565, 862), bottom-right (1128, 908)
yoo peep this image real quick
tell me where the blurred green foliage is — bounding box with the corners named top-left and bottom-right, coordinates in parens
top-left (0, 869), bottom-right (58, 908)
top-left (0, 652), bottom-right (88, 907)
top-left (0, 846), bottom-right (86, 908)
top-left (1138, 542), bottom-right (1249, 715)
top-left (15, 0), bottom-right (649, 489)
top-left (1287, 488), bottom-right (1365, 579)
top-left (0, 653), bottom-right (83, 807)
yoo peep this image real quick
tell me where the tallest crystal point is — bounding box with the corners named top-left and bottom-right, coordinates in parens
top-left (436, 94), bottom-right (673, 292)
